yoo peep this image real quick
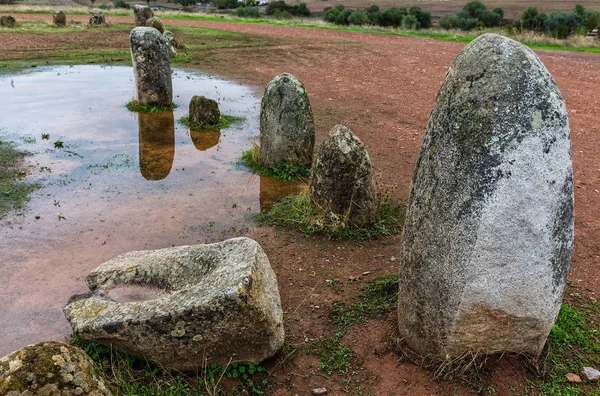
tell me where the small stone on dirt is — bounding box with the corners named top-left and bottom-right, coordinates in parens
top-left (189, 95), bottom-right (220, 127)
top-left (312, 387), bottom-right (327, 395)
top-left (566, 373), bottom-right (582, 383)
top-left (581, 367), bottom-right (600, 381)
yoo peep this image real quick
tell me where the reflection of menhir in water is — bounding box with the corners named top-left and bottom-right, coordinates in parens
top-left (138, 112), bottom-right (175, 180)
top-left (259, 175), bottom-right (306, 212)
top-left (190, 129), bottom-right (221, 151)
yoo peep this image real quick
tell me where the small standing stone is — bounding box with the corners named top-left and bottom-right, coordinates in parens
top-left (309, 125), bottom-right (378, 227)
top-left (0, 15), bottom-right (16, 27)
top-left (581, 367), bottom-right (600, 381)
top-left (163, 30), bottom-right (177, 57)
top-left (0, 341), bottom-right (113, 395)
top-left (134, 4), bottom-right (154, 26)
top-left (397, 34), bottom-right (573, 360)
top-left (52, 10), bottom-right (66, 27)
top-left (89, 10), bottom-right (106, 26)
top-left (130, 27), bottom-right (172, 107)
top-left (189, 96), bottom-right (220, 127)
top-left (145, 17), bottom-right (165, 34)
top-left (259, 73), bottom-right (315, 166)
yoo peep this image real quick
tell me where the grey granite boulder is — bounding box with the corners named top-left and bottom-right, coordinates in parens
top-left (309, 125), bottom-right (378, 227)
top-left (163, 30), bottom-right (177, 57)
top-left (259, 73), bottom-right (315, 166)
top-left (53, 10), bottom-right (66, 27)
top-left (397, 34), bottom-right (573, 360)
top-left (63, 237), bottom-right (285, 371)
top-left (130, 27), bottom-right (172, 107)
top-left (89, 11), bottom-right (105, 26)
top-left (0, 15), bottom-right (16, 27)
top-left (134, 4), bottom-right (154, 26)
top-left (189, 95), bottom-right (220, 127)
top-left (0, 341), bottom-right (113, 395)
top-left (145, 17), bottom-right (165, 34)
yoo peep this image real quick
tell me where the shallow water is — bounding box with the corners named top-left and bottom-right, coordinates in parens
top-left (0, 65), bottom-right (298, 355)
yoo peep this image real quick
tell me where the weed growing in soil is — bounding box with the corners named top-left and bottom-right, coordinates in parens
top-left (126, 100), bottom-right (177, 113)
top-left (0, 139), bottom-right (39, 218)
top-left (535, 288), bottom-right (600, 394)
top-left (253, 188), bottom-right (404, 240)
top-left (70, 336), bottom-right (272, 395)
top-left (178, 114), bottom-right (245, 130)
top-left (239, 146), bottom-right (311, 181)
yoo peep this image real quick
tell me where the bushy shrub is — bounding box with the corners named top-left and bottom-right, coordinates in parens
top-left (401, 13), bottom-right (419, 29)
top-left (459, 17), bottom-right (478, 31)
top-left (99, 3), bottom-right (112, 9)
top-left (324, 7), bottom-right (342, 24)
top-left (439, 13), bottom-right (460, 29)
top-left (480, 9), bottom-right (501, 27)
top-left (215, 0), bottom-right (238, 9)
top-left (459, 0), bottom-right (486, 20)
top-left (348, 10), bottom-right (368, 26)
top-left (378, 7), bottom-right (406, 28)
top-left (236, 6), bottom-right (259, 17)
top-left (266, 1), bottom-right (309, 17)
top-left (272, 9), bottom-right (293, 19)
top-left (364, 4), bottom-right (379, 14)
top-left (546, 11), bottom-right (583, 38)
top-left (113, 0), bottom-right (130, 9)
top-left (518, 6), bottom-right (547, 31)
top-left (455, 0), bottom-right (503, 30)
top-left (409, 6), bottom-right (431, 28)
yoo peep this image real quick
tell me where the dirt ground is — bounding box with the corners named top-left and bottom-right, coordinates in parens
top-left (3, 14), bottom-right (600, 395)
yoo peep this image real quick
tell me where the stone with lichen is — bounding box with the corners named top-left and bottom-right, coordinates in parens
top-left (0, 15), bottom-right (16, 27)
top-left (163, 30), bottom-right (177, 57)
top-left (189, 95), bottom-right (220, 127)
top-left (259, 73), bottom-right (315, 167)
top-left (134, 4), bottom-right (154, 26)
top-left (145, 17), bottom-right (165, 34)
top-left (130, 27), bottom-right (172, 107)
top-left (88, 11), bottom-right (105, 26)
top-left (0, 341), bottom-right (113, 395)
top-left (309, 125), bottom-right (378, 227)
top-left (52, 10), bottom-right (66, 27)
top-left (63, 237), bottom-right (284, 372)
top-left (397, 33), bottom-right (573, 360)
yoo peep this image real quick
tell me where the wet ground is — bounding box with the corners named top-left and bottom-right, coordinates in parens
top-left (0, 65), bottom-right (300, 355)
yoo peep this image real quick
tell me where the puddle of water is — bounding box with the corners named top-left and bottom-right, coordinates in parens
top-left (0, 65), bottom-right (302, 356)
top-left (105, 285), bottom-right (166, 303)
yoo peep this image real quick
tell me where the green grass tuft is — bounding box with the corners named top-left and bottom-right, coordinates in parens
top-left (239, 147), bottom-right (311, 181)
top-left (253, 189), bottom-right (404, 240)
top-left (0, 138), bottom-right (39, 218)
top-left (178, 114), bottom-right (245, 130)
top-left (126, 100), bottom-right (177, 113)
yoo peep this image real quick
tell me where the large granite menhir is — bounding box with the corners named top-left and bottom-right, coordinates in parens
top-left (397, 33), bottom-right (574, 360)
top-left (134, 4), bottom-right (154, 26)
top-left (130, 27), bottom-right (172, 107)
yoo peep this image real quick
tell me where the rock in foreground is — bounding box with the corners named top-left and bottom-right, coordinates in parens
top-left (130, 27), bottom-right (172, 107)
top-left (0, 341), bottom-right (113, 395)
top-left (64, 237), bottom-right (284, 371)
top-left (309, 125), bottom-right (378, 227)
top-left (259, 73), bottom-right (315, 166)
top-left (397, 34), bottom-right (573, 360)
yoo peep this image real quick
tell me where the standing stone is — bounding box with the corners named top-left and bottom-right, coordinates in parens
top-left (397, 34), bottom-right (573, 360)
top-left (63, 237), bottom-right (285, 372)
top-left (0, 15), bottom-right (16, 27)
top-left (309, 125), bottom-right (378, 227)
top-left (130, 27), bottom-right (172, 107)
top-left (134, 4), bottom-right (154, 26)
top-left (259, 73), bottom-right (315, 166)
top-left (145, 17), bottom-right (165, 34)
top-left (89, 11), bottom-right (105, 26)
top-left (52, 10), bottom-right (66, 27)
top-left (163, 30), bottom-right (177, 57)
top-left (189, 95), bottom-right (220, 127)
top-left (0, 341), bottom-right (114, 395)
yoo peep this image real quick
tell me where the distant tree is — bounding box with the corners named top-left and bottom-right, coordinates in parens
top-left (176, 0), bottom-right (196, 6)
top-left (378, 7), bottom-right (406, 28)
top-left (518, 6), bottom-right (547, 31)
top-left (364, 4), bottom-right (378, 14)
top-left (409, 6), bottom-right (431, 28)
top-left (460, 0), bottom-right (486, 20)
top-left (439, 13), bottom-right (460, 29)
top-left (348, 10), bottom-right (368, 25)
top-left (402, 13), bottom-right (419, 29)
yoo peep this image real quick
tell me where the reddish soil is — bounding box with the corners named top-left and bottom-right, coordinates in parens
top-left (4, 14), bottom-right (600, 395)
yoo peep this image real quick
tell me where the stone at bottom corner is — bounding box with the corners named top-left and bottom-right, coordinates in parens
top-left (0, 341), bottom-right (114, 395)
top-left (63, 237), bottom-right (284, 372)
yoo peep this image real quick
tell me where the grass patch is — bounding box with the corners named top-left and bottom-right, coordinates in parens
top-left (0, 138), bottom-right (39, 218)
top-left (239, 147), bottom-right (311, 182)
top-left (178, 114), bottom-right (245, 130)
top-left (534, 289), bottom-right (600, 394)
top-left (253, 188), bottom-right (404, 240)
top-left (70, 336), bottom-right (272, 395)
top-left (126, 100), bottom-right (177, 113)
